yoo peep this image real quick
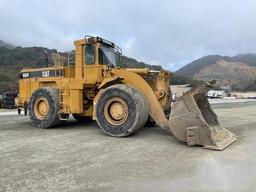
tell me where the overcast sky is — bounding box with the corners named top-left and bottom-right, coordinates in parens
top-left (1, 0), bottom-right (256, 71)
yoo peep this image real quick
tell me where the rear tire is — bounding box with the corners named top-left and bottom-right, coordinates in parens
top-left (96, 84), bottom-right (149, 137)
top-left (29, 88), bottom-right (63, 128)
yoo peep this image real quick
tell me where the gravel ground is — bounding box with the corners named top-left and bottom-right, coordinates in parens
top-left (208, 98), bottom-right (256, 104)
top-left (0, 100), bottom-right (256, 192)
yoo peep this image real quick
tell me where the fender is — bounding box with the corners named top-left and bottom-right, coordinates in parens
top-left (98, 76), bottom-right (123, 89)
top-left (111, 69), bottom-right (169, 130)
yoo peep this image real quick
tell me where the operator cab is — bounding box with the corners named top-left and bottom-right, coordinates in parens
top-left (83, 35), bottom-right (122, 67)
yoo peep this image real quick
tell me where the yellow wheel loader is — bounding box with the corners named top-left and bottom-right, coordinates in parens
top-left (17, 35), bottom-right (236, 150)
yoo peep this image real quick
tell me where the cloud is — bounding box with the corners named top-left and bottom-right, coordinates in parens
top-left (122, 37), bottom-right (137, 56)
top-left (0, 0), bottom-right (256, 71)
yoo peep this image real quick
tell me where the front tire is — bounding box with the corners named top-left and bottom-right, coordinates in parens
top-left (96, 84), bottom-right (149, 137)
top-left (29, 88), bottom-right (63, 128)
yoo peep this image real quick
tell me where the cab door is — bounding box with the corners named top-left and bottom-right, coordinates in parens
top-left (83, 43), bottom-right (104, 84)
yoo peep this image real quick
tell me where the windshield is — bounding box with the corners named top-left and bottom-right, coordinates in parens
top-left (99, 46), bottom-right (120, 66)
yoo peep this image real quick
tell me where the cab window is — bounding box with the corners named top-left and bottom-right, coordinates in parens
top-left (85, 44), bottom-right (95, 64)
top-left (99, 47), bottom-right (109, 64)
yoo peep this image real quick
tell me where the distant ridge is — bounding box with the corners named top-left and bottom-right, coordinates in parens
top-left (175, 54), bottom-right (256, 91)
top-left (0, 40), bottom-right (14, 49)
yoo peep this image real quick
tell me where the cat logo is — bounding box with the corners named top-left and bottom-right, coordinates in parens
top-left (42, 71), bottom-right (50, 77)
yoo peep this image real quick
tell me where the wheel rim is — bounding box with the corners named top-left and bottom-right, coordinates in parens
top-left (34, 97), bottom-right (49, 120)
top-left (104, 97), bottom-right (128, 126)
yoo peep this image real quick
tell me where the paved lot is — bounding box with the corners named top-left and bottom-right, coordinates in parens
top-left (0, 100), bottom-right (256, 192)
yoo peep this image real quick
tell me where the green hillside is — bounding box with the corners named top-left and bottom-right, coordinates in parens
top-left (0, 40), bottom-right (14, 49)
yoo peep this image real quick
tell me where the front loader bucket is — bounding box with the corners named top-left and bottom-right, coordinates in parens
top-left (169, 80), bottom-right (236, 150)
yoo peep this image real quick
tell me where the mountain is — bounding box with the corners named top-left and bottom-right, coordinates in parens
top-left (0, 46), bottom-right (60, 92)
top-left (0, 40), bottom-right (14, 49)
top-left (0, 45), bottom-right (163, 92)
top-left (119, 55), bottom-right (162, 71)
top-left (175, 54), bottom-right (256, 91)
top-left (232, 54), bottom-right (256, 67)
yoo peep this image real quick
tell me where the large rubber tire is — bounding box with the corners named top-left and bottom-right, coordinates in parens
top-left (29, 88), bottom-right (62, 128)
top-left (96, 84), bottom-right (149, 137)
top-left (72, 114), bottom-right (93, 123)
